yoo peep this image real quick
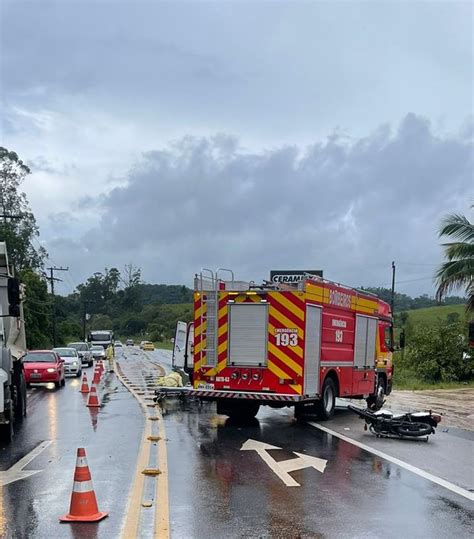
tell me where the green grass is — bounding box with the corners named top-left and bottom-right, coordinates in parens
top-left (401, 303), bottom-right (466, 327)
top-left (154, 341), bottom-right (173, 350)
top-left (392, 367), bottom-right (474, 391)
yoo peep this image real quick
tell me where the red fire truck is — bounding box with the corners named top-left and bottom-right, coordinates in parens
top-left (170, 269), bottom-right (393, 421)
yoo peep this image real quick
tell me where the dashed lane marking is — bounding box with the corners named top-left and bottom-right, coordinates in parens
top-left (308, 422), bottom-right (474, 502)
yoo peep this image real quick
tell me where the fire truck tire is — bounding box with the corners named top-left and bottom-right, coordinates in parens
top-left (366, 376), bottom-right (386, 411)
top-left (217, 400), bottom-right (260, 420)
top-left (316, 378), bottom-right (336, 420)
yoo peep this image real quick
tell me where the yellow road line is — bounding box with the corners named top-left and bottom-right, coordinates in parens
top-left (116, 360), bottom-right (169, 539)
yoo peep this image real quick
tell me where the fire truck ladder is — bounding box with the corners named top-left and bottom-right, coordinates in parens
top-left (198, 268), bottom-right (234, 368)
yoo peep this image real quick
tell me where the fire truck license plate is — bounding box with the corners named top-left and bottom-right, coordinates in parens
top-left (197, 383), bottom-right (215, 390)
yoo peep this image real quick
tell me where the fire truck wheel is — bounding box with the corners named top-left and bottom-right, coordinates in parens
top-left (316, 378), bottom-right (336, 420)
top-left (217, 400), bottom-right (260, 420)
top-left (366, 376), bottom-right (386, 411)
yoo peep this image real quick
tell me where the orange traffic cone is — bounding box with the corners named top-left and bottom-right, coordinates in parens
top-left (59, 448), bottom-right (108, 522)
top-left (93, 367), bottom-right (101, 385)
top-left (86, 384), bottom-right (101, 408)
top-left (79, 372), bottom-right (90, 394)
top-left (98, 360), bottom-right (105, 374)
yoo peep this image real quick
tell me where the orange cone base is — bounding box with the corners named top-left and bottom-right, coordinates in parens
top-left (60, 511), bottom-right (108, 523)
top-left (86, 402), bottom-right (101, 408)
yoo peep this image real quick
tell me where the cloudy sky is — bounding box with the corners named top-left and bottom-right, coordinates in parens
top-left (1, 1), bottom-right (473, 296)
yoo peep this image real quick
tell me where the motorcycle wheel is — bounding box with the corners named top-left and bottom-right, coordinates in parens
top-left (397, 422), bottom-right (433, 437)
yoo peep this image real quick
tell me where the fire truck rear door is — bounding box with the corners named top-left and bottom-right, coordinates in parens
top-left (172, 321), bottom-right (188, 369)
top-left (186, 323), bottom-right (194, 369)
top-left (304, 305), bottom-right (322, 395)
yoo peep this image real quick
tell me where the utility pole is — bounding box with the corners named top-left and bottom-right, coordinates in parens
top-left (47, 266), bottom-right (68, 347)
top-left (390, 261), bottom-right (396, 351)
top-left (390, 261), bottom-right (396, 315)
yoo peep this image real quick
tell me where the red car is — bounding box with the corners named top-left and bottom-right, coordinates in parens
top-left (23, 350), bottom-right (66, 389)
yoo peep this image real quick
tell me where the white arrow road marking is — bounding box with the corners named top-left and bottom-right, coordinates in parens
top-left (0, 440), bottom-right (52, 487)
top-left (240, 439), bottom-right (327, 487)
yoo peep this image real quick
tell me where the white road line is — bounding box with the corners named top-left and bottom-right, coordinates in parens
top-left (10, 440), bottom-right (51, 471)
top-left (308, 422), bottom-right (474, 502)
top-left (0, 440), bottom-right (52, 487)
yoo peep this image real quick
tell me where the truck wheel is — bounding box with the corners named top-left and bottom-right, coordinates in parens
top-left (14, 375), bottom-right (27, 420)
top-left (316, 378), bottom-right (336, 420)
top-left (367, 376), bottom-right (386, 411)
top-left (0, 402), bottom-right (14, 443)
top-left (217, 400), bottom-right (260, 421)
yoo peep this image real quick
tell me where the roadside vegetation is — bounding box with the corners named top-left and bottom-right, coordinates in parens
top-left (0, 146), bottom-right (472, 390)
top-left (392, 308), bottom-right (473, 389)
top-left (393, 208), bottom-right (474, 390)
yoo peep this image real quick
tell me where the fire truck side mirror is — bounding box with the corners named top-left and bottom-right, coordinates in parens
top-left (7, 278), bottom-right (21, 317)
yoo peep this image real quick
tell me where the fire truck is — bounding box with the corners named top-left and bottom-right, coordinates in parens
top-left (167, 269), bottom-right (393, 421)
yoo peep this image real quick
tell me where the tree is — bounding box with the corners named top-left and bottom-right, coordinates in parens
top-left (21, 269), bottom-right (51, 348)
top-left (120, 264), bottom-right (142, 311)
top-left (405, 319), bottom-right (473, 382)
top-left (0, 147), bottom-right (46, 270)
top-left (435, 210), bottom-right (474, 312)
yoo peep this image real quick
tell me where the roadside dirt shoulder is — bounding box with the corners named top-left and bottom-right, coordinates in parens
top-left (385, 388), bottom-right (473, 431)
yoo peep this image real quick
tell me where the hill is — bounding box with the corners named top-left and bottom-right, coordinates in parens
top-left (402, 304), bottom-right (466, 328)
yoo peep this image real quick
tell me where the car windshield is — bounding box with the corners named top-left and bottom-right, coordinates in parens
top-left (68, 343), bottom-right (88, 351)
top-left (91, 346), bottom-right (103, 351)
top-left (53, 348), bottom-right (77, 357)
top-left (23, 352), bottom-right (56, 363)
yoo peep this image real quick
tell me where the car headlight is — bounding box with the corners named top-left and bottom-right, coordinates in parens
top-left (72, 361), bottom-right (78, 366)
top-left (47, 368), bottom-right (56, 373)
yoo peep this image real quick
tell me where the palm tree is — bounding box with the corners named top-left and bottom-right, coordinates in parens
top-left (435, 210), bottom-right (474, 312)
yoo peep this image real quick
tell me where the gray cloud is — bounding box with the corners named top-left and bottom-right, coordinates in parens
top-left (45, 115), bottom-right (473, 295)
top-left (2, 2), bottom-right (472, 295)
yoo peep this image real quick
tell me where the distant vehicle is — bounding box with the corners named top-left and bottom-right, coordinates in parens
top-left (139, 341), bottom-right (146, 350)
top-left (53, 348), bottom-right (82, 377)
top-left (90, 345), bottom-right (106, 359)
top-left (143, 342), bottom-right (154, 351)
top-left (114, 341), bottom-right (123, 348)
top-left (23, 350), bottom-right (65, 388)
top-left (126, 339), bottom-right (134, 346)
top-left (88, 330), bottom-right (114, 350)
top-left (67, 342), bottom-right (93, 367)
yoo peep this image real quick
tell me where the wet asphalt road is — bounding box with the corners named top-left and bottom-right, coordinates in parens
top-left (2, 348), bottom-right (473, 539)
top-left (146, 349), bottom-right (474, 539)
top-left (0, 363), bottom-right (143, 539)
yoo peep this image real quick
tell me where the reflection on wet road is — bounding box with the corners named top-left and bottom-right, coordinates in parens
top-left (159, 388), bottom-right (473, 538)
top-left (0, 369), bottom-right (143, 539)
top-left (2, 346), bottom-right (472, 539)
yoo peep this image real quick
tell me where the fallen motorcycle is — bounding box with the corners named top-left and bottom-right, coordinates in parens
top-left (348, 405), bottom-right (441, 440)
